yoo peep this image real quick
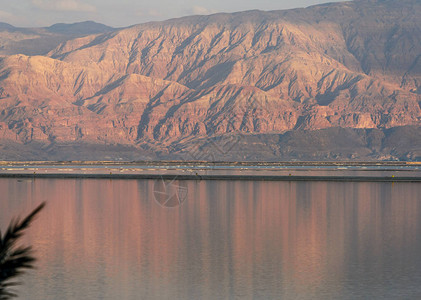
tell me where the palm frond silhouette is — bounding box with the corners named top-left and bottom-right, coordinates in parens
top-left (0, 202), bottom-right (45, 299)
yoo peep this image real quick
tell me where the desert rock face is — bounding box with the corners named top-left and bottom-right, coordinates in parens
top-left (0, 0), bottom-right (420, 160)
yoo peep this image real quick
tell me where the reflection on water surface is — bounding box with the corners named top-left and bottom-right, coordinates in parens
top-left (0, 178), bottom-right (420, 299)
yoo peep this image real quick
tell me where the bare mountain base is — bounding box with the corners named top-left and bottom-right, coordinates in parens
top-left (171, 126), bottom-right (421, 161)
top-left (1, 126), bottom-right (419, 162)
top-left (0, 141), bottom-right (157, 161)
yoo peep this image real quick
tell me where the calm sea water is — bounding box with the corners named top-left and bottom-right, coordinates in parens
top-left (1, 178), bottom-right (421, 299)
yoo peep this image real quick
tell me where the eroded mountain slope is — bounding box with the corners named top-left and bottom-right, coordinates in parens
top-left (0, 0), bottom-right (419, 160)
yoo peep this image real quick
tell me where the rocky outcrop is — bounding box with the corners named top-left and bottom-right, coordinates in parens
top-left (0, 0), bottom-right (420, 160)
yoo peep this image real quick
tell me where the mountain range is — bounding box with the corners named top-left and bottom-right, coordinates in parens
top-left (0, 21), bottom-right (115, 56)
top-left (0, 0), bottom-right (420, 161)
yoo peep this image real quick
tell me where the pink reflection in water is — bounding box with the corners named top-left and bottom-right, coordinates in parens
top-left (0, 178), bottom-right (420, 299)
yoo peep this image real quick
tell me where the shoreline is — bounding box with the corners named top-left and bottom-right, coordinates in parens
top-left (1, 172), bottom-right (420, 182)
top-left (0, 162), bottom-right (420, 182)
top-left (0, 174), bottom-right (421, 182)
top-left (0, 161), bottom-right (420, 167)
top-left (1, 174), bottom-right (420, 182)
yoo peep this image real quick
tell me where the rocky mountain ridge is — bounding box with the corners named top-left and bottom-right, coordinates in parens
top-left (0, 0), bottom-right (420, 161)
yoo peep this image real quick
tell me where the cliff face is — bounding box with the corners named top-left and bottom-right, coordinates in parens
top-left (0, 0), bottom-right (420, 160)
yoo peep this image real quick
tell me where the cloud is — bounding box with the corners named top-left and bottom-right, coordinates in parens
top-left (147, 9), bottom-right (163, 17)
top-left (134, 9), bottom-right (163, 18)
top-left (0, 10), bottom-right (18, 24)
top-left (192, 6), bottom-right (218, 15)
top-left (0, 10), bottom-right (14, 19)
top-left (32, 0), bottom-right (96, 12)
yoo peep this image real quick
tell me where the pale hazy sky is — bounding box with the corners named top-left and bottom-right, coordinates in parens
top-left (0, 0), bottom-right (348, 28)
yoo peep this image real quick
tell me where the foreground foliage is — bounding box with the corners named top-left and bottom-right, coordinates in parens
top-left (0, 203), bottom-right (45, 299)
